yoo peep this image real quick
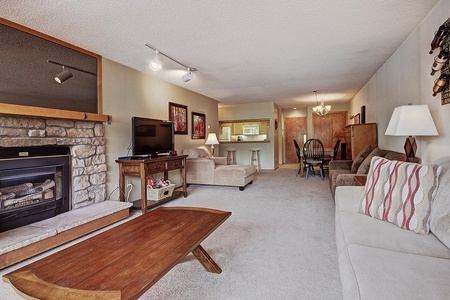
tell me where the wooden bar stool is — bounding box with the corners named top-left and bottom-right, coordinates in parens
top-left (226, 148), bottom-right (237, 165)
top-left (249, 148), bottom-right (261, 171)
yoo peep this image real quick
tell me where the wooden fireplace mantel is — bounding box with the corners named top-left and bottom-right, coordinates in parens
top-left (0, 103), bottom-right (112, 123)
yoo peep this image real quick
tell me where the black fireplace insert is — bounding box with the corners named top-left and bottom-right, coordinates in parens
top-left (0, 146), bottom-right (71, 232)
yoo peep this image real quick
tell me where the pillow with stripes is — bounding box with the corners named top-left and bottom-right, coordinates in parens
top-left (358, 156), bottom-right (442, 235)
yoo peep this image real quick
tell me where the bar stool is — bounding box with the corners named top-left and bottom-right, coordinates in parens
top-left (226, 148), bottom-right (237, 165)
top-left (249, 148), bottom-right (261, 171)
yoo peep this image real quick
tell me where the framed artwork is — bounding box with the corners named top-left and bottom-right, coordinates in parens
top-left (191, 112), bottom-right (206, 139)
top-left (169, 102), bottom-right (188, 134)
top-left (354, 113), bottom-right (361, 124)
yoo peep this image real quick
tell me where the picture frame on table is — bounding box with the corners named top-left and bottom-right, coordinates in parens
top-left (354, 113), bottom-right (361, 124)
top-left (191, 112), bottom-right (206, 139)
top-left (169, 102), bottom-right (188, 134)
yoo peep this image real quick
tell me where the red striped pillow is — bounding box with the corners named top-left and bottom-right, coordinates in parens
top-left (358, 156), bottom-right (442, 234)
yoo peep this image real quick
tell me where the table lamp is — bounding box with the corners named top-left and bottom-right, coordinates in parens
top-left (385, 104), bottom-right (438, 162)
top-left (205, 133), bottom-right (219, 156)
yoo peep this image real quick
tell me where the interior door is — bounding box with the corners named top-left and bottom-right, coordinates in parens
top-left (284, 117), bottom-right (307, 164)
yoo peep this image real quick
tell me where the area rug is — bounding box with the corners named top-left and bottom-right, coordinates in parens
top-left (0, 166), bottom-right (342, 299)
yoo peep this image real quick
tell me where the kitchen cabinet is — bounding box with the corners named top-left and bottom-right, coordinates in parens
top-left (232, 123), bottom-right (243, 135)
top-left (345, 123), bottom-right (377, 160)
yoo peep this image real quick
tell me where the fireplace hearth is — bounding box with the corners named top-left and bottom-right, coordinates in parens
top-left (0, 146), bottom-right (70, 232)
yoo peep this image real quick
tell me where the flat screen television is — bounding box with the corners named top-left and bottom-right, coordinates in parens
top-left (132, 117), bottom-right (174, 157)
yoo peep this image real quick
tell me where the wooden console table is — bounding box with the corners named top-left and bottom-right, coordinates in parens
top-left (116, 155), bottom-right (188, 213)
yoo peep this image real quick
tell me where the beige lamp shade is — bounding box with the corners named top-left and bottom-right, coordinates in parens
top-left (205, 133), bottom-right (219, 156)
top-left (385, 104), bottom-right (438, 162)
top-left (385, 104), bottom-right (438, 136)
top-left (205, 133), bottom-right (219, 145)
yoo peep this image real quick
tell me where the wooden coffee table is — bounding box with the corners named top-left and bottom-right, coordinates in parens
top-left (3, 207), bottom-right (231, 300)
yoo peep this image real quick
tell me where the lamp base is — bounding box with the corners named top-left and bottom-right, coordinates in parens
top-left (404, 136), bottom-right (417, 162)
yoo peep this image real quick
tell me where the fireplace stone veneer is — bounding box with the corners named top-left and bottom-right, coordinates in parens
top-left (0, 116), bottom-right (107, 210)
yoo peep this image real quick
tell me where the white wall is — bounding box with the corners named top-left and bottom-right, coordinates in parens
top-left (218, 102), bottom-right (277, 169)
top-left (102, 59), bottom-right (219, 200)
top-left (349, 0), bottom-right (449, 164)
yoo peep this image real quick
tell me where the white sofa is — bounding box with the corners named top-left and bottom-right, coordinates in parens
top-left (183, 148), bottom-right (256, 191)
top-left (335, 156), bottom-right (450, 299)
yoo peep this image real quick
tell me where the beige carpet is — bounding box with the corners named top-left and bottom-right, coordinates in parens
top-left (0, 167), bottom-right (342, 299)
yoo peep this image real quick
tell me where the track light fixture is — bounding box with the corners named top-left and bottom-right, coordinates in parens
top-left (182, 68), bottom-right (194, 82)
top-left (149, 50), bottom-right (163, 71)
top-left (47, 60), bottom-right (96, 84)
top-left (144, 43), bottom-right (197, 81)
top-left (54, 66), bottom-right (73, 83)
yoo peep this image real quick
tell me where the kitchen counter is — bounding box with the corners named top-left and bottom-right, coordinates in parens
top-left (219, 140), bottom-right (270, 143)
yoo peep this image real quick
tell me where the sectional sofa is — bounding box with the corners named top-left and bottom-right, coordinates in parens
top-left (335, 156), bottom-right (450, 299)
top-left (182, 148), bottom-right (256, 190)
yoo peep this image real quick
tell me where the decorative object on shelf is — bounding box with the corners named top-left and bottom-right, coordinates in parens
top-left (430, 48), bottom-right (449, 75)
top-left (192, 112), bottom-right (206, 139)
top-left (312, 90), bottom-right (331, 116)
top-left (353, 113), bottom-right (361, 124)
top-left (144, 43), bottom-right (197, 82)
top-left (361, 105), bottom-right (366, 124)
top-left (205, 133), bottom-right (219, 156)
top-left (432, 73), bottom-right (448, 96)
top-left (169, 102), bottom-right (188, 134)
top-left (429, 23), bottom-right (449, 54)
top-left (429, 18), bottom-right (450, 105)
top-left (385, 104), bottom-right (438, 162)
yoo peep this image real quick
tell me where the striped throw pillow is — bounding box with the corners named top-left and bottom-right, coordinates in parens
top-left (358, 156), bottom-right (442, 235)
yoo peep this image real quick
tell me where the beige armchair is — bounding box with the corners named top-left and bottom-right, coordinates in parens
top-left (183, 148), bottom-right (256, 190)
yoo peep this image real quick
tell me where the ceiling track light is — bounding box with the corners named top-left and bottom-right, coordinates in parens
top-left (54, 66), bottom-right (73, 83)
top-left (47, 60), bottom-right (96, 84)
top-left (144, 43), bottom-right (197, 81)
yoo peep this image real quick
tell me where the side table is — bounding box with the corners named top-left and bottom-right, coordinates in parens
top-left (116, 155), bottom-right (188, 214)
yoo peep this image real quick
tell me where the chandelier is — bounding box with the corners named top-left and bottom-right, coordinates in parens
top-left (312, 90), bottom-right (331, 116)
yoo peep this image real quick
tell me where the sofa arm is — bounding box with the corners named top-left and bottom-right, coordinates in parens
top-left (335, 174), bottom-right (366, 188)
top-left (329, 160), bottom-right (353, 171)
top-left (186, 159), bottom-right (215, 174)
top-left (211, 157), bottom-right (227, 165)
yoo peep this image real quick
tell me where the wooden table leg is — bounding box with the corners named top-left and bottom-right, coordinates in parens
top-left (191, 245), bottom-right (222, 274)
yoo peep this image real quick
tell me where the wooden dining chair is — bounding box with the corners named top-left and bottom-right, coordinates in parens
top-left (293, 139), bottom-right (304, 176)
top-left (303, 139), bottom-right (325, 180)
top-left (323, 138), bottom-right (341, 172)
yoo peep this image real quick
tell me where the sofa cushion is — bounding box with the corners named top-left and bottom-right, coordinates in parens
top-left (356, 147), bottom-right (388, 174)
top-left (350, 145), bottom-right (373, 173)
top-left (338, 244), bottom-right (450, 300)
top-left (358, 156), bottom-right (442, 234)
top-left (336, 186), bottom-right (450, 259)
top-left (430, 156), bottom-right (450, 249)
top-left (384, 150), bottom-right (407, 161)
top-left (214, 164), bottom-right (256, 178)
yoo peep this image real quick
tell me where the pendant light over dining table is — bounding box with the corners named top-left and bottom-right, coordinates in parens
top-left (312, 90), bottom-right (331, 116)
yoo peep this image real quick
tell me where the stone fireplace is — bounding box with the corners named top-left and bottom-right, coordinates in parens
top-left (0, 116), bottom-right (107, 223)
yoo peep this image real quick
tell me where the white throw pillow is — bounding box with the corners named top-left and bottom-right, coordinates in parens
top-left (358, 156), bottom-right (442, 235)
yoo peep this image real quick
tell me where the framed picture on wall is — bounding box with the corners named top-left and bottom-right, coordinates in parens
top-left (169, 102), bottom-right (188, 134)
top-left (192, 112), bottom-right (206, 139)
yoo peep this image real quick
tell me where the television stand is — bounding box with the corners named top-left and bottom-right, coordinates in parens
top-left (116, 155), bottom-right (188, 214)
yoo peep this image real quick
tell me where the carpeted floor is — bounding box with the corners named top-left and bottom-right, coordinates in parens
top-left (0, 166), bottom-right (342, 299)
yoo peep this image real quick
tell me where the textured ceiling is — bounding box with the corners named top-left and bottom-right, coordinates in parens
top-left (0, 0), bottom-right (440, 108)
